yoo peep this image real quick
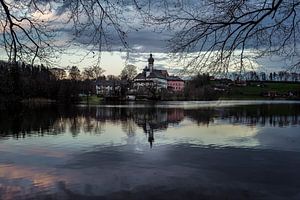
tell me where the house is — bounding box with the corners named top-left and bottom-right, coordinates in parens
top-left (263, 91), bottom-right (279, 98)
top-left (167, 76), bottom-right (185, 92)
top-left (133, 54), bottom-right (184, 92)
top-left (96, 79), bottom-right (128, 96)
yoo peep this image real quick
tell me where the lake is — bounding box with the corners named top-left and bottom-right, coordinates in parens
top-left (0, 100), bottom-right (300, 200)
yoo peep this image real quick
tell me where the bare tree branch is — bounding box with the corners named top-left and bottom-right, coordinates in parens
top-left (0, 0), bottom-right (132, 65)
top-left (135, 0), bottom-right (300, 74)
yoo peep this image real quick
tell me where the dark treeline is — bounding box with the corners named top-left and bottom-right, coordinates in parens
top-left (0, 61), bottom-right (94, 109)
top-left (232, 71), bottom-right (300, 82)
top-left (183, 73), bottom-right (219, 100)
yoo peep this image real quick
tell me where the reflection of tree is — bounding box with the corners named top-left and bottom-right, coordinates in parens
top-left (121, 119), bottom-right (137, 137)
top-left (1, 104), bottom-right (300, 140)
top-left (67, 116), bottom-right (105, 136)
top-left (185, 108), bottom-right (215, 126)
top-left (134, 107), bottom-right (168, 133)
top-left (94, 121), bottom-right (104, 135)
top-left (184, 104), bottom-right (300, 127)
top-left (220, 105), bottom-right (300, 127)
top-left (69, 117), bottom-right (81, 137)
top-left (83, 117), bottom-right (94, 133)
top-left (52, 118), bottom-right (67, 134)
top-left (131, 107), bottom-right (185, 148)
top-left (0, 106), bottom-right (58, 138)
top-left (0, 106), bottom-right (103, 138)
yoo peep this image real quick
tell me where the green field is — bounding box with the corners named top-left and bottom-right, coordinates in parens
top-left (79, 95), bottom-right (103, 104)
top-left (221, 82), bottom-right (300, 100)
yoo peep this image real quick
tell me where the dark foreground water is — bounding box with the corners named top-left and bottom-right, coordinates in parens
top-left (1, 101), bottom-right (300, 200)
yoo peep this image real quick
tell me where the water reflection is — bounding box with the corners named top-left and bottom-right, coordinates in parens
top-left (1, 103), bottom-right (300, 140)
top-left (1, 102), bottom-right (300, 199)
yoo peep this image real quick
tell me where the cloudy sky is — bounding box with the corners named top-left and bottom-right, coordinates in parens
top-left (53, 31), bottom-right (178, 75)
top-left (1, 0), bottom-right (297, 76)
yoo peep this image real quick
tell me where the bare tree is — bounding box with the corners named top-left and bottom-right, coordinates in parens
top-left (50, 67), bottom-right (67, 80)
top-left (5, 0), bottom-right (300, 75)
top-left (106, 74), bottom-right (119, 80)
top-left (62, 0), bottom-right (130, 63)
top-left (0, 0), bottom-right (57, 65)
top-left (134, 0), bottom-right (300, 74)
top-left (82, 65), bottom-right (105, 80)
top-left (120, 64), bottom-right (137, 80)
top-left (68, 65), bottom-right (81, 80)
top-left (0, 0), bottom-right (131, 65)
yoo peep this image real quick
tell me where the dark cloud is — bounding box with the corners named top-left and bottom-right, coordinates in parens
top-left (55, 1), bottom-right (72, 16)
top-left (126, 30), bottom-right (170, 53)
top-left (256, 55), bottom-right (296, 72)
top-left (42, 0), bottom-right (299, 72)
top-left (120, 52), bottom-right (183, 75)
top-left (121, 52), bottom-right (170, 63)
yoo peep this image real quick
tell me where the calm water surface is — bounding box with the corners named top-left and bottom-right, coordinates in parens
top-left (1, 101), bottom-right (300, 199)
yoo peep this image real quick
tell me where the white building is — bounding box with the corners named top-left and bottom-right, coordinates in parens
top-left (133, 54), bottom-right (168, 90)
top-left (95, 80), bottom-right (128, 96)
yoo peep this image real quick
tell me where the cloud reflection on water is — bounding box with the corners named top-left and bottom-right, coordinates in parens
top-left (0, 102), bottom-right (300, 199)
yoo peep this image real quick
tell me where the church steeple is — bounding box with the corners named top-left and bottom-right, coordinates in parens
top-left (148, 54), bottom-right (154, 72)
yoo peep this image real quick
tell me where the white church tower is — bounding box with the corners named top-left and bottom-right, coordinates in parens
top-left (148, 53), bottom-right (154, 72)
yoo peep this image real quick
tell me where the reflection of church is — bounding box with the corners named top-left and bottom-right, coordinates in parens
top-left (147, 126), bottom-right (154, 148)
top-left (94, 106), bottom-right (185, 148)
top-left (93, 106), bottom-right (185, 148)
top-left (135, 108), bottom-right (185, 148)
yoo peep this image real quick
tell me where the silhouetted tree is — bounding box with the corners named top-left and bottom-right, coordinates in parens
top-left (0, 0), bottom-right (130, 64)
top-left (120, 64), bottom-right (137, 80)
top-left (82, 66), bottom-right (105, 80)
top-left (107, 75), bottom-right (119, 81)
top-left (50, 68), bottom-right (67, 80)
top-left (68, 66), bottom-right (81, 81)
top-left (136, 0), bottom-right (300, 72)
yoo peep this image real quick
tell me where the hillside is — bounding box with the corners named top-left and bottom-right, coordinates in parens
top-left (220, 81), bottom-right (300, 100)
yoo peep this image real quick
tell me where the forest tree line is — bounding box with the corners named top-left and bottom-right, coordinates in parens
top-left (0, 61), bottom-right (138, 109)
top-left (0, 61), bottom-right (136, 109)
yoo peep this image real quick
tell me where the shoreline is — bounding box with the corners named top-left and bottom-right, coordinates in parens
top-left (22, 97), bottom-right (300, 104)
top-left (1, 97), bottom-right (299, 110)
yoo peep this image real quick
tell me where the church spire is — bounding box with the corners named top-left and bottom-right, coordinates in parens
top-left (148, 53), bottom-right (154, 72)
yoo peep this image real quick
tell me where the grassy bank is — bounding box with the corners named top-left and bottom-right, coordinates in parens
top-left (222, 81), bottom-right (300, 100)
top-left (79, 95), bottom-right (103, 104)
